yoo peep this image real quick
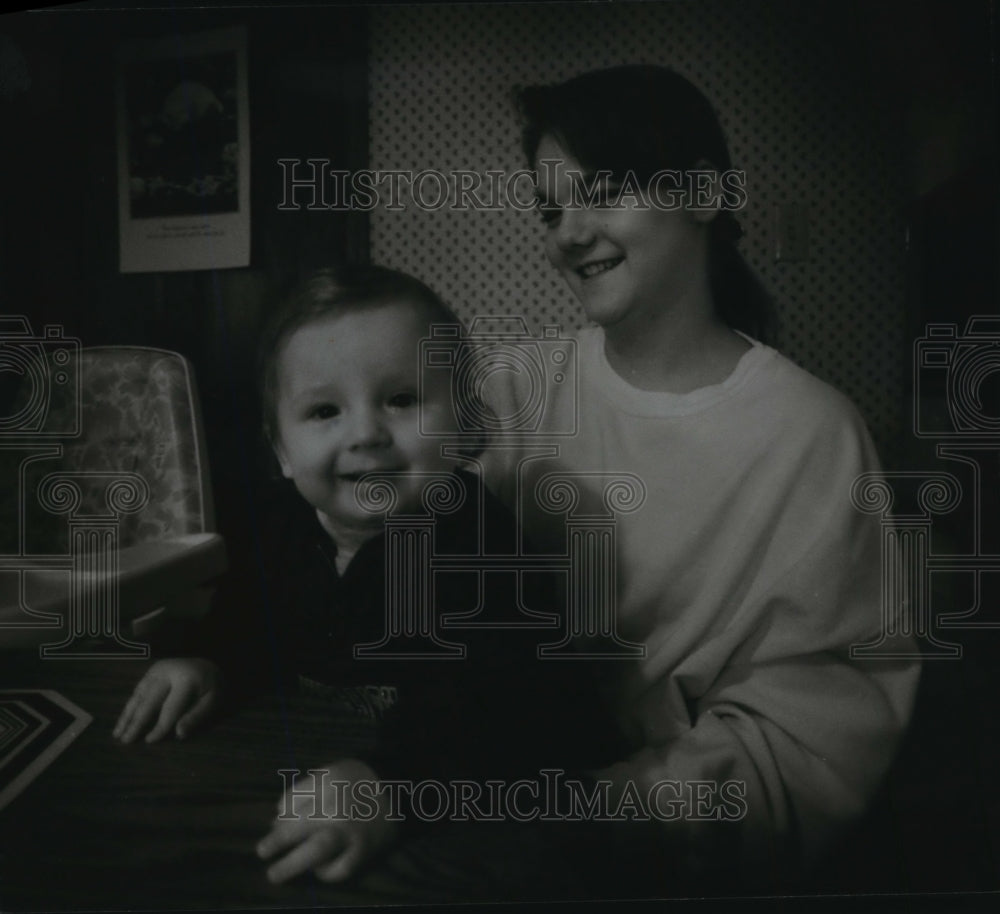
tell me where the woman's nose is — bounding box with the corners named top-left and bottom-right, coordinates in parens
top-left (346, 407), bottom-right (390, 449)
top-left (553, 204), bottom-right (596, 251)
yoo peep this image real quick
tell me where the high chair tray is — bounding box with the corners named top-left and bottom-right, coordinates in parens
top-left (0, 533), bottom-right (227, 650)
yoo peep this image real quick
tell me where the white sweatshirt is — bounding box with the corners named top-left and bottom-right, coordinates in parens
top-left (480, 326), bottom-right (920, 882)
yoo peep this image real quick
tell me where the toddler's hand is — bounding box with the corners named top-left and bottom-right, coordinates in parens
top-left (113, 657), bottom-right (223, 744)
top-left (257, 758), bottom-right (399, 884)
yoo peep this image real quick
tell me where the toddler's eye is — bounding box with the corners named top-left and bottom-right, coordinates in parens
top-left (308, 403), bottom-right (340, 420)
top-left (387, 392), bottom-right (418, 410)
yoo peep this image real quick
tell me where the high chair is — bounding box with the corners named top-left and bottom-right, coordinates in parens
top-left (0, 333), bottom-right (226, 656)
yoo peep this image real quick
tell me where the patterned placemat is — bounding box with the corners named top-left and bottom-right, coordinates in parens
top-left (0, 690), bottom-right (92, 812)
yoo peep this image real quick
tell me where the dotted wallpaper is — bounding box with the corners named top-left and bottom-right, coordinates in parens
top-left (368, 0), bottom-right (907, 464)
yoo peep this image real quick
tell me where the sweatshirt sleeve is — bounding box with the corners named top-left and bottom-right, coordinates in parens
top-left (589, 408), bottom-right (921, 888)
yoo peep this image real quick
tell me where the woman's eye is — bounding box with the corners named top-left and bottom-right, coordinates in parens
top-left (388, 392), bottom-right (418, 409)
top-left (593, 183), bottom-right (621, 208)
top-left (535, 202), bottom-right (560, 226)
top-left (308, 404), bottom-right (340, 420)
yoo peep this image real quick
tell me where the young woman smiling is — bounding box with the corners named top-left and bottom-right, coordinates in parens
top-left (481, 65), bottom-right (921, 894)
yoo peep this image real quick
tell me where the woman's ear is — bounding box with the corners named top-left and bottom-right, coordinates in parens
top-left (687, 158), bottom-right (722, 225)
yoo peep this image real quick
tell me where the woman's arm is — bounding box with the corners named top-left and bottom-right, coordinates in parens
top-left (587, 423), bottom-right (922, 888)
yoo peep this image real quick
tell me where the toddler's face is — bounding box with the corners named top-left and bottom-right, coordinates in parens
top-left (273, 301), bottom-right (459, 531)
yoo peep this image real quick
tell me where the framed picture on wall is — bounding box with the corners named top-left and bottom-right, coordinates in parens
top-left (117, 25), bottom-right (250, 272)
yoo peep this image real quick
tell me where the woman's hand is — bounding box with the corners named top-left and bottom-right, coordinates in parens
top-left (257, 758), bottom-right (400, 884)
top-left (113, 657), bottom-right (223, 744)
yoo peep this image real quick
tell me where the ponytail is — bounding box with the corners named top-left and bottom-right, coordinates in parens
top-left (708, 212), bottom-right (777, 344)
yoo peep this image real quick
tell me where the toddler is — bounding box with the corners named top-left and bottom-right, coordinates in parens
top-left (114, 264), bottom-right (610, 885)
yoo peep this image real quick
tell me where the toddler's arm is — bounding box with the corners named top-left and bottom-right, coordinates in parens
top-left (113, 657), bottom-right (224, 743)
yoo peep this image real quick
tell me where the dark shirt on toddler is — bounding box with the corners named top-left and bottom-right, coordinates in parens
top-left (196, 469), bottom-right (624, 789)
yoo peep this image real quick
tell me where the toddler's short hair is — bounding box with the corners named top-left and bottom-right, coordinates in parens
top-left (258, 264), bottom-right (485, 453)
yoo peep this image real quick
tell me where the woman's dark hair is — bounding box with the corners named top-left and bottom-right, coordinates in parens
top-left (517, 65), bottom-right (775, 342)
top-left (258, 263), bottom-right (473, 449)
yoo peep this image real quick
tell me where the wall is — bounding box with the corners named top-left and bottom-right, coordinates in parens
top-left (368, 0), bottom-right (909, 464)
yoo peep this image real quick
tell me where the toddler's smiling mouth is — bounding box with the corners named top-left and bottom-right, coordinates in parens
top-left (577, 257), bottom-right (624, 279)
top-left (338, 468), bottom-right (403, 482)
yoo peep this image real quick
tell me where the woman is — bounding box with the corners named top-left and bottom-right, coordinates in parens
top-left (482, 65), bottom-right (920, 893)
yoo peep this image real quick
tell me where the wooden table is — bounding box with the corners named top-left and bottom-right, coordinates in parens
top-left (7, 648), bottom-right (996, 911)
top-left (0, 654), bottom-right (604, 911)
